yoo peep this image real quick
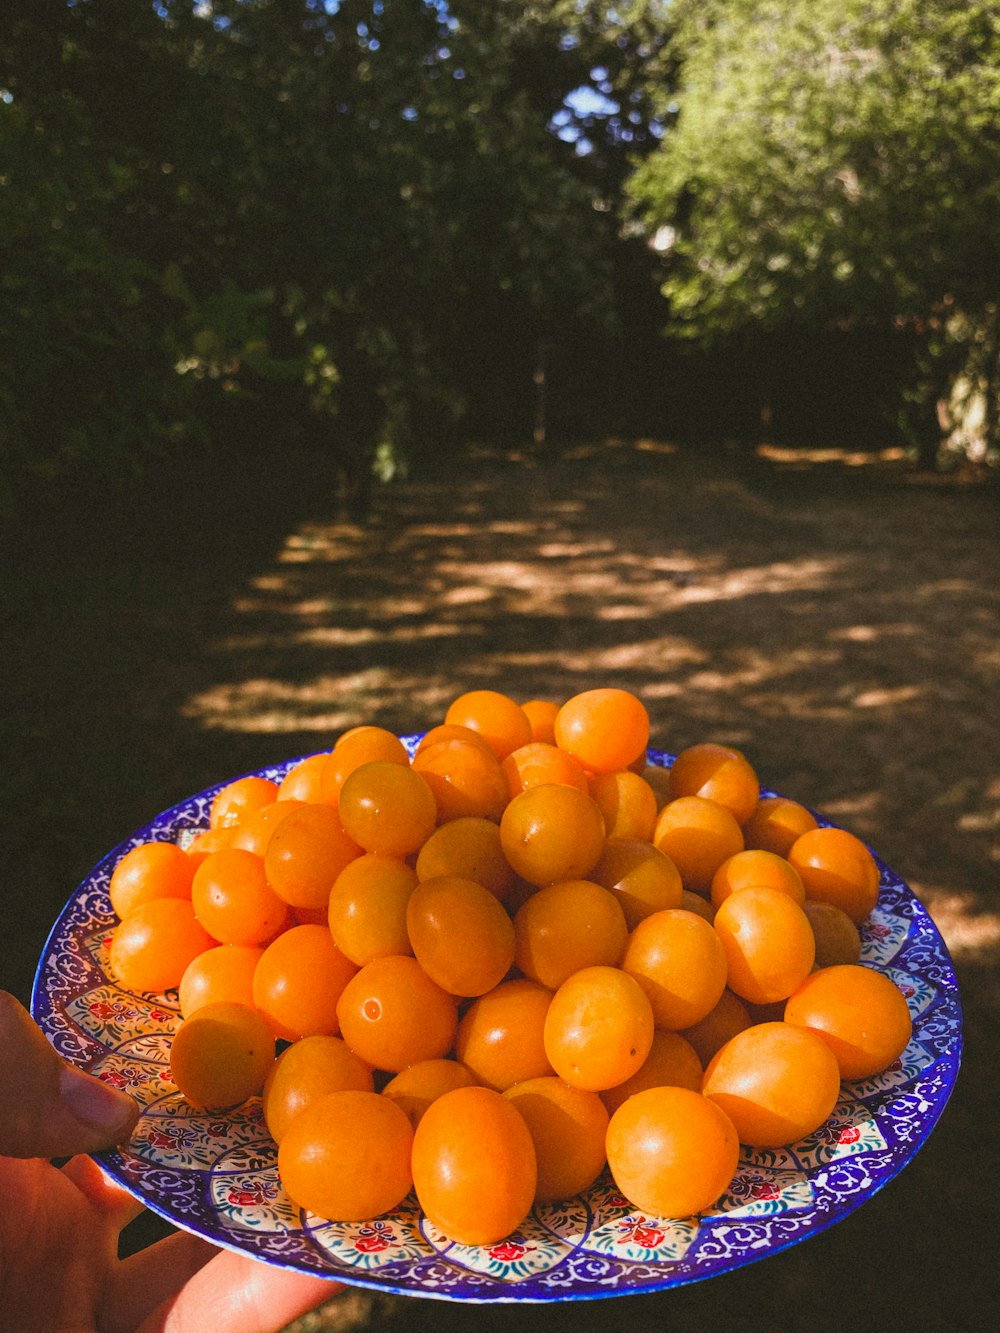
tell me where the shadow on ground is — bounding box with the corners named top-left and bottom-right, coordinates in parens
top-left (2, 438), bottom-right (996, 1332)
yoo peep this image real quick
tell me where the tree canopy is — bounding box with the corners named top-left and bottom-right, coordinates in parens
top-left (628, 0), bottom-right (1000, 465)
top-left (3, 0), bottom-right (998, 512)
top-left (0, 0), bottom-right (671, 509)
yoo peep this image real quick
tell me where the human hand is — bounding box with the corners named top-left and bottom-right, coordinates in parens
top-left (0, 991), bottom-right (341, 1332)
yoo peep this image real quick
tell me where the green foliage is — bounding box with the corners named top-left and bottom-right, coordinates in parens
top-left (0, 7), bottom-right (183, 507)
top-left (2, 0), bottom-right (664, 510)
top-left (629, 0), bottom-right (1000, 464)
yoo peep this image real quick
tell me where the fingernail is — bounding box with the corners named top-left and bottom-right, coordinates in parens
top-left (59, 1065), bottom-right (138, 1140)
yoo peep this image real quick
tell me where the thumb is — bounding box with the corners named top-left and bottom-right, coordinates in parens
top-left (0, 990), bottom-right (140, 1158)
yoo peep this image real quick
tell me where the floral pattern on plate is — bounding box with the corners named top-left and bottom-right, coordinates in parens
top-left (310, 1208), bottom-right (428, 1271)
top-left (585, 1206), bottom-right (699, 1265)
top-left (532, 1192), bottom-right (592, 1247)
top-left (90, 1051), bottom-right (177, 1109)
top-left (860, 908), bottom-right (912, 967)
top-left (842, 1038), bottom-right (936, 1102)
top-left (582, 1176), bottom-right (699, 1262)
top-left (885, 967), bottom-right (937, 1018)
top-left (792, 1096), bottom-right (889, 1172)
top-left (421, 1213), bottom-right (568, 1281)
top-left (132, 1106), bottom-right (272, 1173)
top-left (29, 750), bottom-right (963, 1302)
top-left (84, 925), bottom-right (123, 976)
top-left (67, 986), bottom-right (177, 1047)
top-left (211, 1168), bottom-right (299, 1234)
top-left (710, 1163), bottom-right (814, 1219)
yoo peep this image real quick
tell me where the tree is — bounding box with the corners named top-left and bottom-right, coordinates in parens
top-left (628, 0), bottom-right (1000, 467)
top-left (1, 0), bottom-right (679, 512)
top-left (0, 0), bottom-right (192, 509)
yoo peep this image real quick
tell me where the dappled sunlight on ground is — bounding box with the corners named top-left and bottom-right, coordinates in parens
top-left (912, 885), bottom-right (1000, 958)
top-left (174, 440), bottom-right (1000, 974)
top-left (757, 443), bottom-right (909, 467)
top-left (180, 540), bottom-right (850, 736)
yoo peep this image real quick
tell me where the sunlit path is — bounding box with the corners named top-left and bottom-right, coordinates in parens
top-left (168, 443), bottom-right (1000, 978)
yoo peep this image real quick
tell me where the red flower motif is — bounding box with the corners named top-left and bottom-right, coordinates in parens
top-left (148, 1008), bottom-right (172, 1022)
top-left (354, 1221), bottom-right (396, 1254)
top-left (228, 1188), bottom-right (262, 1207)
top-left (488, 1240), bottom-right (531, 1262)
top-left (868, 924), bottom-right (891, 940)
top-left (629, 1220), bottom-right (666, 1248)
top-left (731, 1172), bottom-right (779, 1201)
top-left (89, 999), bottom-right (138, 1022)
top-left (749, 1180), bottom-right (780, 1201)
top-left (146, 1123), bottom-right (196, 1149)
top-left (355, 1234), bottom-right (391, 1253)
top-left (227, 1181), bottom-right (277, 1208)
top-left (618, 1216), bottom-right (665, 1247)
top-left (99, 1064), bottom-right (149, 1090)
top-left (822, 1119), bottom-right (864, 1146)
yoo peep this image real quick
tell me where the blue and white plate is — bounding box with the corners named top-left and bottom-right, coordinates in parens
top-left (31, 747), bottom-right (962, 1302)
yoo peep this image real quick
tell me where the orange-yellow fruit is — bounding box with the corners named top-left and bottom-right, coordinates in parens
top-left (411, 1086), bottom-right (537, 1245)
top-left (279, 1090), bottom-right (414, 1222)
top-left (606, 1086), bottom-right (739, 1218)
top-left (787, 826), bottom-right (880, 924)
top-left (702, 1021), bottom-right (842, 1148)
top-left (170, 1001), bottom-right (275, 1111)
top-left (784, 963), bottom-right (912, 1080)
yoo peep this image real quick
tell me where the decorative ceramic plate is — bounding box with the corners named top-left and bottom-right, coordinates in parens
top-left (31, 746), bottom-right (962, 1303)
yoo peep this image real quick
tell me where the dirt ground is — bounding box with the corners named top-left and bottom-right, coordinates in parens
top-left (3, 438), bottom-right (997, 1332)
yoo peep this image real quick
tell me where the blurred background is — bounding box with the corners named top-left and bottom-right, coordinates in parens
top-left (2, 3), bottom-right (997, 1330)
